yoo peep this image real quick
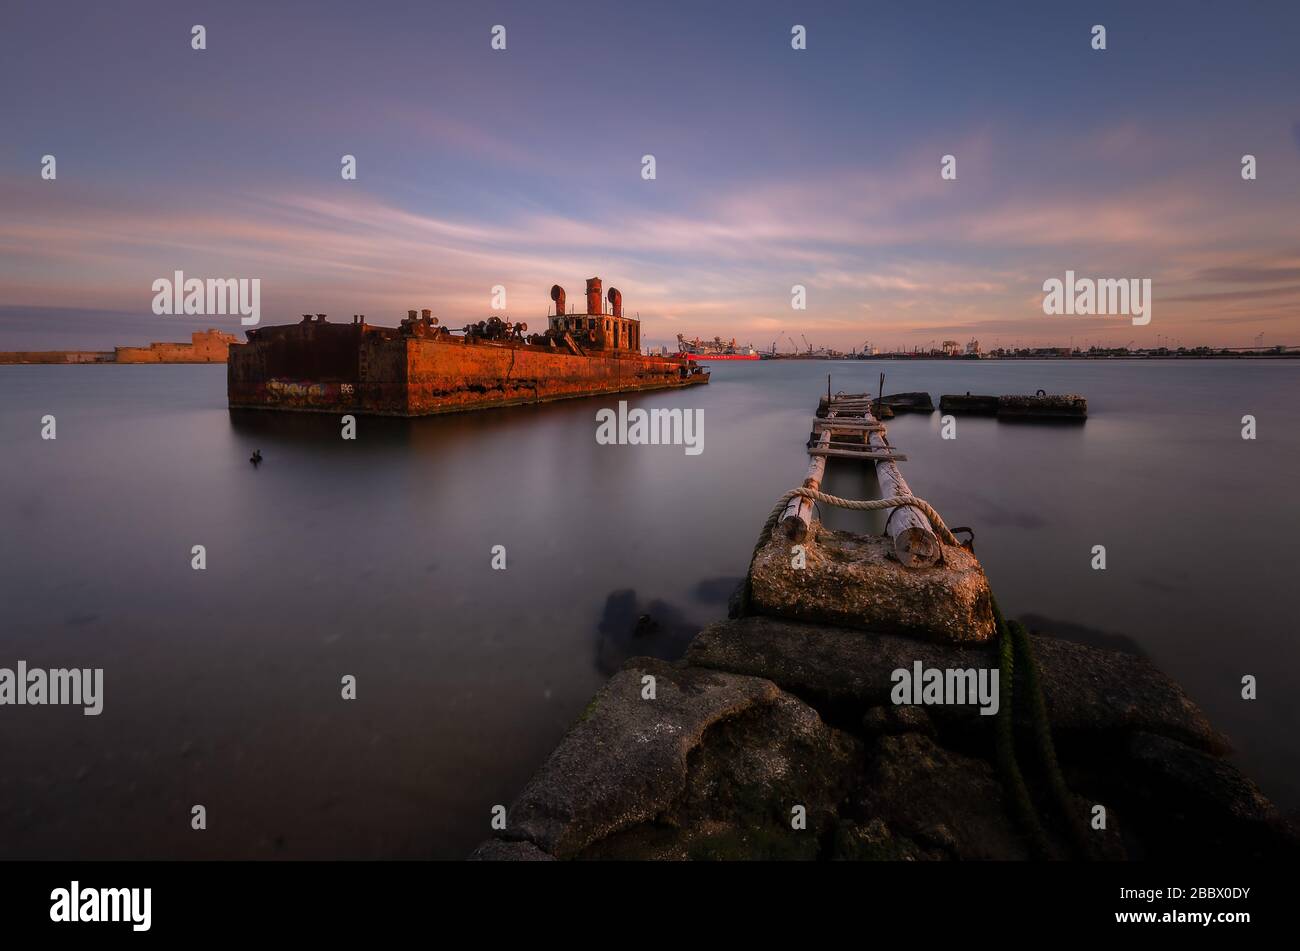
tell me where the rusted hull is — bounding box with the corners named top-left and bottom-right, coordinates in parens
top-left (228, 331), bottom-right (708, 416)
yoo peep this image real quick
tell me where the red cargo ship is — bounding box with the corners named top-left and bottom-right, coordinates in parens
top-left (676, 334), bottom-right (761, 361)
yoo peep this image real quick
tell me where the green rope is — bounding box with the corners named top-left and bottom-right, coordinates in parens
top-left (1009, 618), bottom-right (1092, 858)
top-left (992, 595), bottom-right (1054, 860)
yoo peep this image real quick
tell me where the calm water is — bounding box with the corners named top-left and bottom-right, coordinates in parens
top-left (1, 359), bottom-right (1298, 858)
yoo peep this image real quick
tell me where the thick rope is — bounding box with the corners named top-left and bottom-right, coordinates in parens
top-left (1007, 614), bottom-right (1092, 859)
top-left (992, 595), bottom-right (1055, 859)
top-left (753, 487), bottom-right (960, 560)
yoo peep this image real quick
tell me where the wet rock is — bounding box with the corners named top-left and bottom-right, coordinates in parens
top-left (578, 690), bottom-right (861, 860)
top-left (747, 528), bottom-right (996, 644)
top-left (468, 839), bottom-right (556, 861)
top-left (1029, 637), bottom-right (1228, 754)
top-left (1018, 612), bottom-right (1146, 658)
top-left (687, 615), bottom-right (992, 722)
top-left (1067, 793), bottom-right (1129, 861)
top-left (595, 590), bottom-right (698, 675)
top-left (830, 818), bottom-right (939, 861)
top-left (862, 704), bottom-right (935, 737)
top-left (505, 658), bottom-right (857, 858)
top-left (688, 616), bottom-right (1228, 754)
top-left (1119, 732), bottom-right (1298, 858)
top-left (487, 605), bottom-right (1288, 861)
top-left (860, 732), bottom-right (1029, 860)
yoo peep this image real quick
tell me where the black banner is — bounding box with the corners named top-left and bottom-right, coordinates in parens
top-left (0, 861), bottom-right (1280, 938)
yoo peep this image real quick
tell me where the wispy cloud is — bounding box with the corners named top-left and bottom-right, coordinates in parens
top-left (2, 122), bottom-right (1298, 348)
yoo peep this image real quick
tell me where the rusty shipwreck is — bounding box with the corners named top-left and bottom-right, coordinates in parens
top-left (227, 277), bottom-right (709, 415)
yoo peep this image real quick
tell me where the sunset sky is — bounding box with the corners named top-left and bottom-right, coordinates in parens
top-left (2, 0), bottom-right (1298, 350)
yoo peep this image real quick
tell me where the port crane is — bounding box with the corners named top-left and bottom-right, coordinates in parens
top-left (801, 334), bottom-right (812, 354)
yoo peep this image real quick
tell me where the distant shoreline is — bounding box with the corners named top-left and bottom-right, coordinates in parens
top-left (0, 329), bottom-right (236, 365)
top-left (761, 352), bottom-right (1300, 362)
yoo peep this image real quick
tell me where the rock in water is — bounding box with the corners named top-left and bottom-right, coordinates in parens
top-left (496, 658), bottom-right (859, 859)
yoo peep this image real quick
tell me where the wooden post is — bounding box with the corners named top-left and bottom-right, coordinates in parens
top-left (782, 405), bottom-right (833, 542)
top-left (868, 423), bottom-right (940, 568)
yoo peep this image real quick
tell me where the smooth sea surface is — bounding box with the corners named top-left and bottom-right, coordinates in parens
top-left (1, 358), bottom-right (1298, 858)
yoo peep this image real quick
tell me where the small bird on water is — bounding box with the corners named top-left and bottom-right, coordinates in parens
top-left (250, 449), bottom-right (263, 466)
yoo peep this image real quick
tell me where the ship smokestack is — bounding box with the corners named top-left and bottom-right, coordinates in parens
top-left (550, 284), bottom-right (566, 316)
top-left (586, 277), bottom-right (602, 316)
top-left (607, 287), bottom-right (622, 318)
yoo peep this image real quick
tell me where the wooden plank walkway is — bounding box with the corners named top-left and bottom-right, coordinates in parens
top-left (783, 389), bottom-right (940, 568)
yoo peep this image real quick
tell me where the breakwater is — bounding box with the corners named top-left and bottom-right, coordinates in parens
top-left (473, 390), bottom-right (1297, 860)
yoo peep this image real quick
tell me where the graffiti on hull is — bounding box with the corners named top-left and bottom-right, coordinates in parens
top-left (265, 378), bottom-right (342, 404)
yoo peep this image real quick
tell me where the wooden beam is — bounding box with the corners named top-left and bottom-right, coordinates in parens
top-left (782, 407), bottom-right (832, 542)
top-left (807, 448), bottom-right (909, 461)
top-left (868, 425), bottom-right (939, 568)
top-left (810, 439), bottom-right (884, 449)
top-left (811, 419), bottom-right (885, 432)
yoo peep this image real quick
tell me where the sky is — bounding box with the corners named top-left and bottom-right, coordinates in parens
top-left (1, 0), bottom-right (1299, 351)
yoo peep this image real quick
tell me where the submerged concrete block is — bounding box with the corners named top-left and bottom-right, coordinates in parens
top-left (748, 526), bottom-right (995, 643)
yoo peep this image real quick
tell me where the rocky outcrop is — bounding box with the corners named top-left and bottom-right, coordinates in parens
top-left (860, 732), bottom-right (1029, 860)
top-left (472, 616), bottom-right (1296, 861)
top-left (686, 616), bottom-right (1228, 754)
top-left (1028, 636), bottom-right (1229, 754)
top-left (501, 659), bottom-right (859, 859)
top-left (1115, 732), bottom-right (1286, 860)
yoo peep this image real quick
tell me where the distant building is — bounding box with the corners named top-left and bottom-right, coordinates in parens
top-left (942, 339), bottom-right (960, 356)
top-left (965, 338), bottom-right (981, 355)
top-left (0, 328), bottom-right (240, 365)
top-left (114, 329), bottom-right (238, 363)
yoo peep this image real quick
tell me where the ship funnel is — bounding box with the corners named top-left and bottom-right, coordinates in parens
top-left (607, 287), bottom-right (623, 318)
top-left (586, 277), bottom-right (602, 316)
top-left (550, 284), bottom-right (566, 317)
